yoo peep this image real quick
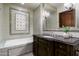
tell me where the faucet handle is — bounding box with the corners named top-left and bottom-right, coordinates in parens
top-left (69, 33), bottom-right (73, 38)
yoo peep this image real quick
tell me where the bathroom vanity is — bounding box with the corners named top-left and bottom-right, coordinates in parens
top-left (33, 34), bottom-right (79, 56)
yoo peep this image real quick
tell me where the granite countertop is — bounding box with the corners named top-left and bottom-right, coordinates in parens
top-left (34, 35), bottom-right (79, 46)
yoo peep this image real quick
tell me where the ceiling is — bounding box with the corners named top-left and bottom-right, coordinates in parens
top-left (8, 3), bottom-right (63, 10)
top-left (49, 3), bottom-right (64, 8)
top-left (9, 3), bottom-right (40, 10)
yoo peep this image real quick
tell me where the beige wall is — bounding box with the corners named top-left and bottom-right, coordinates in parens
top-left (33, 4), bottom-right (43, 34)
top-left (0, 4), bottom-right (33, 41)
top-left (0, 4), bottom-right (4, 41)
top-left (33, 6), bottom-right (41, 34)
top-left (75, 3), bottom-right (79, 28)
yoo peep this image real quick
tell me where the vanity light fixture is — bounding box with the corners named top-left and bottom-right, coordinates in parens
top-left (64, 3), bottom-right (74, 10)
top-left (42, 3), bottom-right (50, 20)
top-left (44, 11), bottom-right (50, 18)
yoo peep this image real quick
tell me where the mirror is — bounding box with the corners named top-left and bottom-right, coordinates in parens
top-left (43, 4), bottom-right (58, 30)
top-left (43, 3), bottom-right (79, 31)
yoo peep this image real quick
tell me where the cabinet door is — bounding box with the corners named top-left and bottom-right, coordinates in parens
top-left (33, 36), bottom-right (55, 56)
top-left (59, 9), bottom-right (75, 27)
top-left (55, 49), bottom-right (69, 56)
top-left (38, 42), bottom-right (49, 56)
top-left (38, 38), bottom-right (50, 56)
top-left (33, 36), bottom-right (38, 56)
top-left (48, 41), bottom-right (54, 56)
top-left (54, 41), bottom-right (75, 56)
top-left (33, 42), bottom-right (38, 56)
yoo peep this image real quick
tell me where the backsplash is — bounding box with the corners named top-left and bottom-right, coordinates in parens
top-left (43, 31), bottom-right (79, 38)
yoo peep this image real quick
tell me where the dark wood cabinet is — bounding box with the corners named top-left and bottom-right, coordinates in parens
top-left (59, 9), bottom-right (75, 27)
top-left (33, 35), bottom-right (76, 56)
top-left (54, 41), bottom-right (76, 56)
top-left (37, 37), bottom-right (49, 56)
top-left (33, 35), bottom-right (54, 56)
top-left (38, 42), bottom-right (49, 56)
top-left (33, 36), bottom-right (38, 55)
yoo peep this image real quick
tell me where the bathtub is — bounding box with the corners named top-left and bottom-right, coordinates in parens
top-left (0, 37), bottom-right (33, 56)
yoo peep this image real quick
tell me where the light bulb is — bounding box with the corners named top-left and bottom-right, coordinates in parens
top-left (64, 3), bottom-right (73, 10)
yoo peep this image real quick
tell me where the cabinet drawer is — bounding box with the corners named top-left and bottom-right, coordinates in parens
top-left (38, 43), bottom-right (49, 56)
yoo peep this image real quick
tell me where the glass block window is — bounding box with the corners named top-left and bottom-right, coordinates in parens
top-left (16, 13), bottom-right (27, 31)
top-left (10, 8), bottom-right (30, 34)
